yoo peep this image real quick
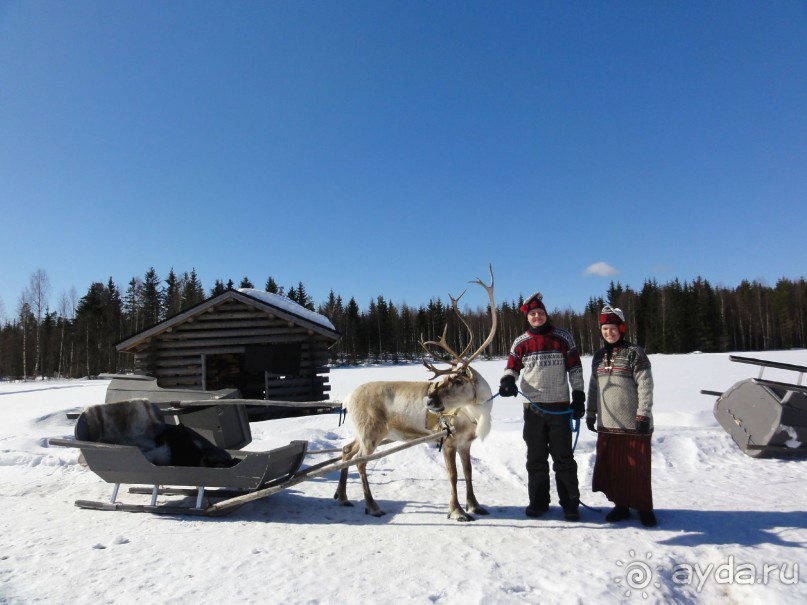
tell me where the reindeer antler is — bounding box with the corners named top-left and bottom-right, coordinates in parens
top-left (448, 290), bottom-right (475, 361)
top-left (460, 264), bottom-right (497, 368)
top-left (419, 265), bottom-right (497, 379)
top-left (419, 324), bottom-right (462, 379)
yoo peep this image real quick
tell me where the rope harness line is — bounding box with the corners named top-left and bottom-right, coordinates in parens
top-left (492, 391), bottom-right (582, 447)
top-left (490, 392), bottom-right (601, 513)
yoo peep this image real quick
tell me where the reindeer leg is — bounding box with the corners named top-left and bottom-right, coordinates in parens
top-left (442, 439), bottom-right (473, 522)
top-left (357, 455), bottom-right (385, 517)
top-left (334, 440), bottom-right (360, 506)
top-left (459, 442), bottom-right (488, 515)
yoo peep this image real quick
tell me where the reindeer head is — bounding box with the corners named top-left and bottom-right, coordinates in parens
top-left (420, 266), bottom-right (496, 414)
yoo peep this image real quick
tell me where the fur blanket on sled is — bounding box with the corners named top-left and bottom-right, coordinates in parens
top-left (80, 399), bottom-right (236, 468)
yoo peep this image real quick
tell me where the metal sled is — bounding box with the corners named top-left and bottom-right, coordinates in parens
top-left (702, 355), bottom-right (807, 458)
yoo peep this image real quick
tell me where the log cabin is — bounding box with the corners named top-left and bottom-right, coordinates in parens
top-left (115, 289), bottom-right (341, 402)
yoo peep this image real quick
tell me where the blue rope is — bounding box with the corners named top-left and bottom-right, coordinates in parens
top-left (488, 391), bottom-right (580, 447)
top-left (518, 390), bottom-right (602, 513)
top-left (571, 417), bottom-right (581, 450)
top-left (519, 391), bottom-right (573, 416)
top-left (488, 390), bottom-right (601, 512)
top-left (515, 389), bottom-right (582, 446)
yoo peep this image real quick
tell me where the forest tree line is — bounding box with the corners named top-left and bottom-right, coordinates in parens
top-left (1, 267), bottom-right (805, 380)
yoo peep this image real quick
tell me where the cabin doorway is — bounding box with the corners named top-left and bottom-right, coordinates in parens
top-left (203, 344), bottom-right (302, 399)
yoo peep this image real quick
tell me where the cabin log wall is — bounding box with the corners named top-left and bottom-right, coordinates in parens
top-left (126, 300), bottom-right (334, 401)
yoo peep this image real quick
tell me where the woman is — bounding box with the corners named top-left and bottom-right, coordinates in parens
top-left (585, 305), bottom-right (657, 527)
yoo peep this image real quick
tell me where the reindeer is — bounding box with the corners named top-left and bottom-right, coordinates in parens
top-left (333, 268), bottom-right (497, 522)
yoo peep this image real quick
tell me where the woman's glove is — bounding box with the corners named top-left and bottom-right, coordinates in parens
top-left (635, 416), bottom-right (650, 434)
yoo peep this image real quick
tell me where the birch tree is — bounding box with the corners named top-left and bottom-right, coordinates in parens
top-left (24, 269), bottom-right (51, 379)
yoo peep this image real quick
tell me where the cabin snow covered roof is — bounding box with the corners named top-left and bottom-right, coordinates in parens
top-left (236, 288), bottom-right (336, 331)
top-left (116, 288), bottom-right (339, 352)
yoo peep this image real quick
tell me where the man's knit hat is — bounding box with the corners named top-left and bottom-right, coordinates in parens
top-left (599, 305), bottom-right (626, 333)
top-left (520, 292), bottom-right (546, 315)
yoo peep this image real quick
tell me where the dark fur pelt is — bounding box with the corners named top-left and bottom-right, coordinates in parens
top-left (81, 399), bottom-right (236, 468)
top-left (156, 424), bottom-right (237, 468)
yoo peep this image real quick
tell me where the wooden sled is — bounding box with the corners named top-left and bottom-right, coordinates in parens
top-left (702, 355), bottom-right (807, 458)
top-left (49, 400), bottom-right (309, 515)
top-left (50, 400), bottom-right (450, 516)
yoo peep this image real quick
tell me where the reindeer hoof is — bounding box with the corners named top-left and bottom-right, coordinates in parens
top-left (335, 499), bottom-right (354, 507)
top-left (469, 506), bottom-right (489, 516)
top-left (447, 511), bottom-right (474, 522)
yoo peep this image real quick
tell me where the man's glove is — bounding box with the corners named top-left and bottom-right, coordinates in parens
top-left (571, 390), bottom-right (585, 420)
top-left (586, 416), bottom-right (597, 432)
top-left (499, 375), bottom-right (517, 397)
top-left (635, 416), bottom-right (650, 435)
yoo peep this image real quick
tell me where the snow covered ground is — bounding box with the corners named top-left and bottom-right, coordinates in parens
top-left (2, 351), bottom-right (806, 604)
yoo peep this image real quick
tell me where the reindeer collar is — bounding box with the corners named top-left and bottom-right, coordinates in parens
top-left (426, 407), bottom-right (461, 431)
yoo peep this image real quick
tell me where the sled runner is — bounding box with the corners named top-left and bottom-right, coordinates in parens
top-left (702, 355), bottom-right (807, 458)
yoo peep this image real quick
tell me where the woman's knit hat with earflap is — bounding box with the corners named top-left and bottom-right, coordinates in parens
top-left (599, 305), bottom-right (626, 334)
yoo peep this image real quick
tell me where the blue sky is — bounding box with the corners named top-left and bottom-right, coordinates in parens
top-left (1, 1), bottom-right (805, 320)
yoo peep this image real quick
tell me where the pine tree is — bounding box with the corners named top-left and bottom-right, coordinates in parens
top-left (319, 290), bottom-right (344, 362)
top-left (164, 269), bottom-right (182, 319)
top-left (17, 299), bottom-right (34, 379)
top-left (123, 277), bottom-right (142, 335)
top-left (295, 281), bottom-right (315, 311)
top-left (140, 268), bottom-right (163, 326)
top-left (345, 297), bottom-right (361, 362)
top-left (104, 278), bottom-right (124, 371)
top-left (180, 269), bottom-right (205, 310)
top-left (75, 282), bottom-right (107, 376)
top-left (210, 280), bottom-right (227, 297)
top-left (265, 277), bottom-right (285, 296)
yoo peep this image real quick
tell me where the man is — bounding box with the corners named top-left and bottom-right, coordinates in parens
top-left (499, 292), bottom-right (585, 520)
